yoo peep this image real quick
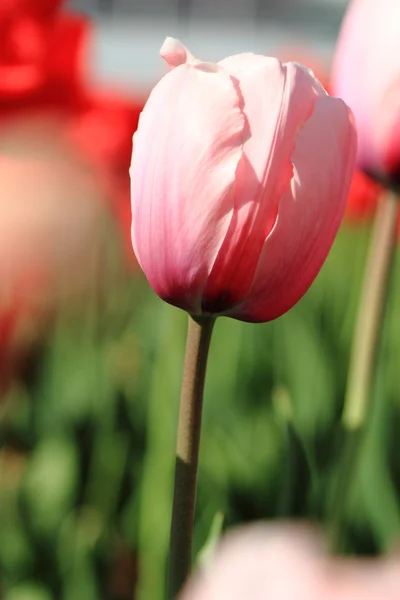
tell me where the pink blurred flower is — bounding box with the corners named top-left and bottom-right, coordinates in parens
top-left (0, 0), bottom-right (146, 382)
top-left (0, 118), bottom-right (104, 300)
top-left (0, 115), bottom-right (106, 389)
top-left (0, 0), bottom-right (145, 264)
top-left (179, 523), bottom-right (400, 600)
top-left (277, 46), bottom-right (393, 230)
top-left (130, 37), bottom-right (356, 322)
top-left (0, 118), bottom-right (102, 283)
top-left (274, 46), bottom-right (330, 90)
top-left (332, 0), bottom-right (400, 185)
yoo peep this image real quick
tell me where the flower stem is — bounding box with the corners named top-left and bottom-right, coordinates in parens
top-left (330, 190), bottom-right (398, 552)
top-left (169, 314), bottom-right (215, 598)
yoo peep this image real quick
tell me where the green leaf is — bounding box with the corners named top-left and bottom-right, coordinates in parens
top-left (21, 437), bottom-right (78, 536)
top-left (196, 511), bottom-right (225, 569)
top-left (5, 583), bottom-right (52, 600)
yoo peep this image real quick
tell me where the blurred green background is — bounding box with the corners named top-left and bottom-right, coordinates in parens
top-left (2, 218), bottom-right (400, 600)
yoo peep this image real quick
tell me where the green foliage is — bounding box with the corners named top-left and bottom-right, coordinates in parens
top-left (1, 224), bottom-right (400, 599)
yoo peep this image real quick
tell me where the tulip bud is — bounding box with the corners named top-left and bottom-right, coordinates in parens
top-left (332, 0), bottom-right (400, 187)
top-left (130, 38), bottom-right (356, 322)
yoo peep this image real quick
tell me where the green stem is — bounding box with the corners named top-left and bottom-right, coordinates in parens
top-left (136, 306), bottom-right (181, 600)
top-left (169, 314), bottom-right (215, 599)
top-left (330, 190), bottom-right (398, 552)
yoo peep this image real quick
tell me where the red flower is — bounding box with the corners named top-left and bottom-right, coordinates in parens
top-left (68, 91), bottom-right (144, 262)
top-left (0, 0), bottom-right (145, 265)
top-left (0, 1), bottom-right (145, 386)
top-left (0, 0), bottom-right (66, 98)
top-left (344, 168), bottom-right (382, 223)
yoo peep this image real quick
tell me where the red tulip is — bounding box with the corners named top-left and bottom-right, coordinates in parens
top-left (332, 0), bottom-right (400, 185)
top-left (130, 38), bottom-right (356, 322)
top-left (68, 91), bottom-right (144, 263)
top-left (0, 0), bottom-right (144, 384)
top-left (0, 0), bottom-right (145, 268)
top-left (344, 168), bottom-right (382, 223)
top-left (0, 0), bottom-right (67, 98)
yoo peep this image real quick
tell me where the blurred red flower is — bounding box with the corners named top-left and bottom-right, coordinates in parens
top-left (344, 168), bottom-right (381, 223)
top-left (0, 0), bottom-right (75, 99)
top-left (0, 0), bottom-right (145, 249)
top-left (0, 0), bottom-right (145, 386)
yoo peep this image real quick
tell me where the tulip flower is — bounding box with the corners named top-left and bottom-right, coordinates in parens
top-left (131, 37), bottom-right (356, 323)
top-left (0, 0), bottom-right (145, 260)
top-left (0, 0), bottom-right (82, 99)
top-left (0, 0), bottom-right (145, 391)
top-left (179, 524), bottom-right (327, 600)
top-left (179, 524), bottom-right (400, 600)
top-left (345, 169), bottom-right (382, 224)
top-left (330, 0), bottom-right (400, 553)
top-left (275, 45), bottom-right (385, 230)
top-left (131, 38), bottom-right (356, 597)
top-left (332, 0), bottom-right (400, 185)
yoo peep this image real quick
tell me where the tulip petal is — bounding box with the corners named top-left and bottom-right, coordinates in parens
top-left (203, 58), bottom-right (327, 312)
top-left (234, 96), bottom-right (356, 322)
top-left (380, 78), bottom-right (400, 180)
top-left (160, 37), bottom-right (198, 68)
top-left (180, 524), bottom-right (327, 600)
top-left (180, 523), bottom-right (400, 600)
top-left (130, 61), bottom-right (246, 314)
top-left (332, 0), bottom-right (400, 176)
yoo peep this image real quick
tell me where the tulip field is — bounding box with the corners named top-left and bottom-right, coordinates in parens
top-left (2, 0), bottom-right (400, 599)
top-left (2, 221), bottom-right (400, 599)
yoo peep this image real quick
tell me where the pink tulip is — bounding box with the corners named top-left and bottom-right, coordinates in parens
top-left (130, 38), bottom-right (356, 322)
top-left (179, 523), bottom-right (400, 600)
top-left (0, 113), bottom-right (105, 350)
top-left (332, 0), bottom-right (400, 183)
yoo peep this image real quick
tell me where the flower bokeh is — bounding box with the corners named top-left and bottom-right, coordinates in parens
top-left (179, 524), bottom-right (400, 600)
top-left (275, 45), bottom-right (394, 232)
top-left (332, 0), bottom-right (400, 187)
top-left (0, 0), bottom-right (145, 386)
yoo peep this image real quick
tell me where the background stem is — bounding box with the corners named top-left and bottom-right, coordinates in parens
top-left (330, 191), bottom-right (398, 552)
top-left (169, 314), bottom-right (215, 598)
